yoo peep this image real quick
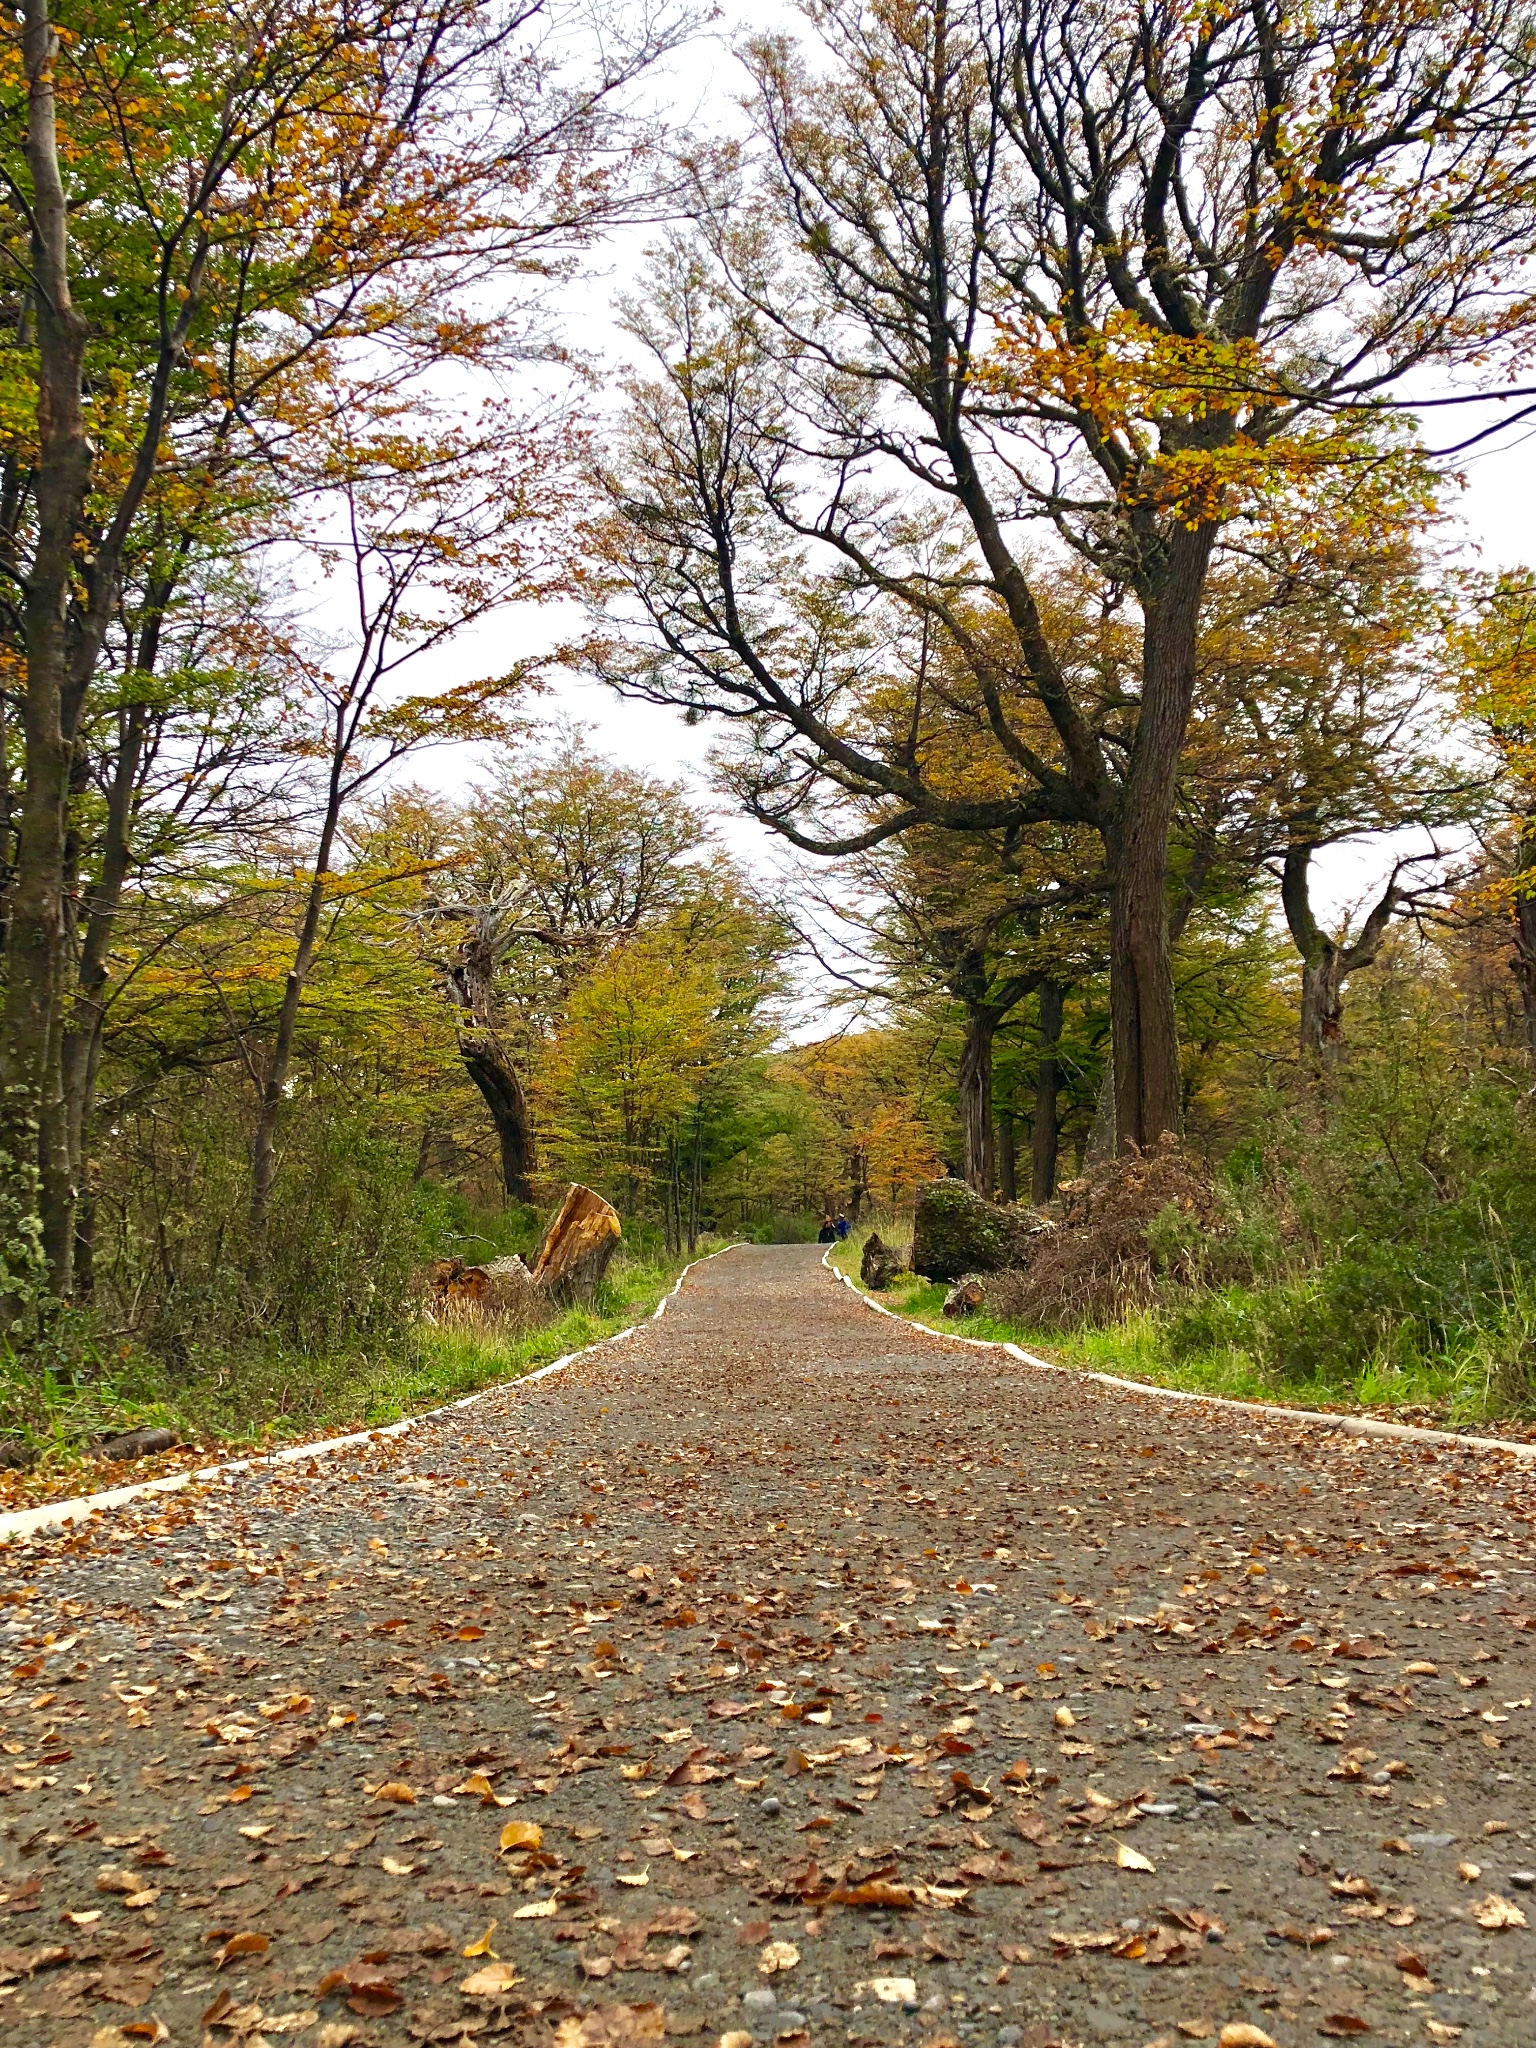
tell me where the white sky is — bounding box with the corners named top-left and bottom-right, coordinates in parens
top-left (378, 6), bottom-right (1536, 964)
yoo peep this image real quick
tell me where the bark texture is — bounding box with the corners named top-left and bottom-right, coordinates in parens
top-left (1032, 981), bottom-right (1064, 1204)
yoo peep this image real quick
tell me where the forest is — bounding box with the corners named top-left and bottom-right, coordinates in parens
top-left (4, 0), bottom-right (1536, 1494)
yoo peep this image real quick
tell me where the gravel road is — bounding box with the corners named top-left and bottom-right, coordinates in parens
top-left (3, 1242), bottom-right (1536, 2048)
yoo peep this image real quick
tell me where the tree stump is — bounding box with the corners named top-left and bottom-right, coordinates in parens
top-left (860, 1231), bottom-right (907, 1290)
top-left (532, 1184), bottom-right (622, 1304)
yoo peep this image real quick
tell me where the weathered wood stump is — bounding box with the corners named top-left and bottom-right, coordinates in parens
top-left (860, 1231), bottom-right (907, 1290)
top-left (531, 1183), bottom-right (622, 1305)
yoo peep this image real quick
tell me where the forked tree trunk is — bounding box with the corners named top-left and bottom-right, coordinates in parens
top-left (1282, 843), bottom-right (1400, 1067)
top-left (1032, 981), bottom-right (1064, 1203)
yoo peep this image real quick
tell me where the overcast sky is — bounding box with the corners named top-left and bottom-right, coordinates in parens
top-left (394, 5), bottom-right (1536, 955)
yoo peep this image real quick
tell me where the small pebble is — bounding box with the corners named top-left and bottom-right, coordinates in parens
top-left (742, 1987), bottom-right (776, 2012)
top-left (759, 1795), bottom-right (782, 1817)
top-left (1510, 1871), bottom-right (1536, 1890)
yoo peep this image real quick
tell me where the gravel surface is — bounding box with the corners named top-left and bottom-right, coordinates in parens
top-left (3, 1242), bottom-right (1536, 2048)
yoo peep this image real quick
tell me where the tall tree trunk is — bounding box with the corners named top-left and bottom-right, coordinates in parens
top-left (1106, 524), bottom-right (1215, 1153)
top-left (0, 2), bottom-right (93, 1303)
top-left (957, 1002), bottom-right (995, 1194)
top-left (996, 1096), bottom-right (1016, 1204)
top-left (458, 1028), bottom-right (537, 1202)
top-left (847, 1143), bottom-right (869, 1221)
top-left (1511, 821), bottom-right (1536, 1057)
top-left (60, 698), bottom-right (150, 1288)
top-left (250, 802), bottom-right (343, 1231)
top-left (1032, 980), bottom-right (1064, 1203)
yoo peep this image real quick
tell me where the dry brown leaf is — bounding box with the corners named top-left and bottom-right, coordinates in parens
top-left (369, 1780), bottom-right (416, 1806)
top-left (1115, 1842), bottom-right (1155, 1873)
top-left (758, 1940), bottom-right (800, 1974)
top-left (499, 1819), bottom-right (543, 1852)
top-left (462, 1923), bottom-right (498, 1958)
top-left (213, 1933), bottom-right (269, 1970)
top-left (1472, 1893), bottom-right (1528, 1930)
top-left (1217, 2029), bottom-right (1276, 2048)
top-left (460, 1962), bottom-right (522, 1997)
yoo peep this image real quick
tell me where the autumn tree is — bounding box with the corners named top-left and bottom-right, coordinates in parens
top-left (0, 0), bottom-right (693, 1303)
top-left (595, 0), bottom-right (1536, 1160)
top-left (420, 731), bottom-right (720, 1201)
top-left (1452, 568), bottom-right (1536, 1056)
top-left (1189, 530), bottom-right (1478, 1063)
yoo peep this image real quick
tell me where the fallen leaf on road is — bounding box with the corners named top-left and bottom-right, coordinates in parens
top-left (1472, 1893), bottom-right (1528, 1930)
top-left (1115, 1842), bottom-right (1155, 1872)
top-left (460, 1962), bottom-right (522, 1997)
top-left (648, 1906), bottom-right (702, 1936)
top-left (513, 1899), bottom-right (558, 1918)
top-left (462, 1923), bottom-right (498, 1957)
top-left (369, 1781), bottom-right (416, 1806)
top-left (499, 1819), bottom-right (543, 1852)
top-left (1317, 2019), bottom-right (1371, 2039)
top-left (758, 1940), bottom-right (800, 1974)
top-left (1217, 2028), bottom-right (1276, 2048)
top-left (553, 2004), bottom-right (667, 2047)
top-left (315, 1962), bottom-right (403, 2017)
top-left (213, 1933), bottom-right (269, 1970)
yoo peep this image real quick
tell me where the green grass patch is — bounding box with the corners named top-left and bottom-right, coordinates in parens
top-left (1, 1241), bottom-right (716, 1506)
top-left (828, 1230), bottom-right (1508, 1427)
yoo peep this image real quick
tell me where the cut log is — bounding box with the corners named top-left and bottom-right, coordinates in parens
top-left (426, 1253), bottom-right (550, 1328)
top-left (94, 1427), bottom-right (178, 1462)
top-left (532, 1184), bottom-right (622, 1304)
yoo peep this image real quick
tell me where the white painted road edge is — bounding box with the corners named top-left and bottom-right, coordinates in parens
top-left (0, 1241), bottom-right (743, 1547)
top-left (823, 1244), bottom-right (1536, 1463)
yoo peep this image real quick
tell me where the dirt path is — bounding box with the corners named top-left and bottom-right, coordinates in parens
top-left (4, 1243), bottom-right (1536, 2048)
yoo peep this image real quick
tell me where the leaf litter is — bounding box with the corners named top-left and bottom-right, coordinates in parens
top-left (2, 1244), bottom-right (1534, 2042)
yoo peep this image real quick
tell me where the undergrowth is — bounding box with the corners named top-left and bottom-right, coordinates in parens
top-left (0, 1239), bottom-right (712, 1500)
top-left (831, 1227), bottom-right (1530, 1430)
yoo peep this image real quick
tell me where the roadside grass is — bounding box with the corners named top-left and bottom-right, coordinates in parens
top-left (828, 1230), bottom-right (1495, 1427)
top-left (0, 1240), bottom-right (715, 1511)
